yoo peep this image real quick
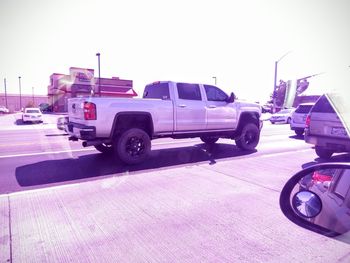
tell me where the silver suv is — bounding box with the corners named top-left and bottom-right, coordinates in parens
top-left (290, 103), bottom-right (315, 136)
top-left (304, 95), bottom-right (350, 159)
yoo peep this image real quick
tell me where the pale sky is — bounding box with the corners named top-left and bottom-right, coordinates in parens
top-left (0, 0), bottom-right (349, 103)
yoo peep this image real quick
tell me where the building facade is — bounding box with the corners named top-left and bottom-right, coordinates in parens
top-left (48, 67), bottom-right (137, 112)
top-left (0, 93), bottom-right (48, 112)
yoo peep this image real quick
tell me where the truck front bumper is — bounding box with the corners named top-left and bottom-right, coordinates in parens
top-left (66, 122), bottom-right (96, 140)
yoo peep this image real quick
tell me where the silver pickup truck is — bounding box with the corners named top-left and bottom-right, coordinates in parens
top-left (66, 81), bottom-right (262, 164)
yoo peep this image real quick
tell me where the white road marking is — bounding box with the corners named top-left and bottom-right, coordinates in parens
top-left (0, 139), bottom-right (199, 159)
top-left (0, 148), bottom-right (95, 159)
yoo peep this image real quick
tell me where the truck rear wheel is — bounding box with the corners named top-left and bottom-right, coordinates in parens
top-left (200, 136), bottom-right (219, 144)
top-left (235, 123), bottom-right (260, 151)
top-left (94, 143), bottom-right (114, 154)
top-left (115, 128), bottom-right (151, 165)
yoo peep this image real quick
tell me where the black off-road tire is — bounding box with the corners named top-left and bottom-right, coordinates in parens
top-left (315, 146), bottom-right (333, 159)
top-left (94, 143), bottom-right (114, 154)
top-left (200, 136), bottom-right (219, 144)
top-left (115, 128), bottom-right (151, 165)
top-left (295, 129), bottom-right (304, 136)
top-left (235, 123), bottom-right (260, 151)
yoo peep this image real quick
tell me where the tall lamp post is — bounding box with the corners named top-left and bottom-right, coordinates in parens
top-left (32, 87), bottom-right (35, 106)
top-left (4, 78), bottom-right (8, 108)
top-left (212, 76), bottom-right (217, 85)
top-left (272, 51), bottom-right (292, 113)
top-left (96, 52), bottom-right (101, 97)
top-left (18, 76), bottom-right (22, 111)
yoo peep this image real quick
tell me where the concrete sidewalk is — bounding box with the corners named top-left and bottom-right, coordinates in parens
top-left (1, 158), bottom-right (349, 262)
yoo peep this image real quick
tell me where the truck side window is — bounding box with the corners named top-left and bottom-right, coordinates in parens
top-left (177, 83), bottom-right (202, 101)
top-left (204, 85), bottom-right (228, 101)
top-left (143, 83), bottom-right (170, 100)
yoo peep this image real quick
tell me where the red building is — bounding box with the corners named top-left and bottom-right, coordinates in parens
top-left (48, 67), bottom-right (137, 112)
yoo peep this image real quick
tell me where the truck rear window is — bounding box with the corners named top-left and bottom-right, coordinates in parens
top-left (177, 83), bottom-right (202, 101)
top-left (312, 95), bottom-right (335, 113)
top-left (143, 83), bottom-right (170, 100)
top-left (295, 104), bottom-right (314, 114)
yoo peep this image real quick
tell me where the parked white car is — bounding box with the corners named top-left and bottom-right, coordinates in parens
top-left (0, 105), bottom-right (10, 113)
top-left (269, 108), bottom-right (295, 124)
top-left (57, 116), bottom-right (68, 131)
top-left (22, 108), bottom-right (43, 123)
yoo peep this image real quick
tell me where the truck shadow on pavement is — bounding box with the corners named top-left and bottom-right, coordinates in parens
top-left (288, 134), bottom-right (304, 140)
top-left (15, 143), bottom-right (256, 187)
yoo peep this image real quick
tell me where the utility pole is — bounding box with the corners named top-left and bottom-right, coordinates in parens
top-left (4, 78), bottom-right (8, 108)
top-left (96, 52), bottom-right (101, 97)
top-left (272, 51), bottom-right (292, 113)
top-left (18, 76), bottom-right (22, 111)
top-left (32, 87), bottom-right (35, 106)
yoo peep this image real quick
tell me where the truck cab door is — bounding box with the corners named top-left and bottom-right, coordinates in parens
top-left (174, 83), bottom-right (207, 131)
top-left (204, 85), bottom-right (237, 130)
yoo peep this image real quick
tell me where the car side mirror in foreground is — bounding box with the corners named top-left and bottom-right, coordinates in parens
top-left (280, 163), bottom-right (350, 243)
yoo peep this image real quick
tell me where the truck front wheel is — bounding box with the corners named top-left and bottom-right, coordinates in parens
top-left (115, 128), bottom-right (151, 165)
top-left (235, 123), bottom-right (260, 151)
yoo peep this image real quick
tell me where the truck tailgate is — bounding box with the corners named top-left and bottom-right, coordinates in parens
top-left (67, 98), bottom-right (86, 123)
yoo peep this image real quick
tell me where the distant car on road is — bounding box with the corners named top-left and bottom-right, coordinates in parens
top-left (57, 116), bottom-right (68, 131)
top-left (0, 105), bottom-right (10, 114)
top-left (290, 102), bottom-right (315, 136)
top-left (22, 108), bottom-right (43, 123)
top-left (270, 108), bottom-right (295, 124)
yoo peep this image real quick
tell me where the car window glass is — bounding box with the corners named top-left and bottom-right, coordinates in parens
top-left (279, 109), bottom-right (291, 114)
top-left (295, 105), bottom-right (313, 114)
top-left (333, 172), bottom-right (349, 199)
top-left (312, 95), bottom-right (335, 113)
top-left (143, 83), bottom-right (170, 100)
top-left (204, 85), bottom-right (228, 101)
top-left (177, 83), bottom-right (201, 101)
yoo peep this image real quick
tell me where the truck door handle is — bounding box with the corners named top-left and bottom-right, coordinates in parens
top-left (208, 105), bottom-right (217, 108)
top-left (179, 104), bottom-right (187, 108)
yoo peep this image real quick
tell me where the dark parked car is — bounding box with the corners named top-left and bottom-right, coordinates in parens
top-left (39, 103), bottom-right (52, 113)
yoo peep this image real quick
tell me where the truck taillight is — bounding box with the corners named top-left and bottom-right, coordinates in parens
top-left (305, 114), bottom-right (311, 127)
top-left (84, 102), bottom-right (96, 120)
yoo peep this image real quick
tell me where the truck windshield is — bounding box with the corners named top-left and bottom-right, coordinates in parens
top-left (143, 83), bottom-right (170, 100)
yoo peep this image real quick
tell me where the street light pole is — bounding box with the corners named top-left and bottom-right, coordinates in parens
top-left (18, 76), bottom-right (22, 111)
top-left (212, 76), bottom-right (217, 85)
top-left (96, 53), bottom-right (101, 97)
top-left (32, 87), bottom-right (35, 106)
top-left (4, 78), bottom-right (8, 108)
top-left (272, 51), bottom-right (292, 113)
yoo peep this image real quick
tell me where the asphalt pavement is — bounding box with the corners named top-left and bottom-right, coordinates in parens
top-left (1, 113), bottom-right (349, 262)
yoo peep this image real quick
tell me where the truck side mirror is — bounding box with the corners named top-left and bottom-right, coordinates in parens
top-left (227, 92), bottom-right (235, 103)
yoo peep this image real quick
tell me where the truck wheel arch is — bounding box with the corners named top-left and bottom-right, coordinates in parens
top-left (236, 112), bottom-right (260, 134)
top-left (110, 112), bottom-right (154, 139)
